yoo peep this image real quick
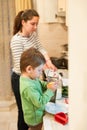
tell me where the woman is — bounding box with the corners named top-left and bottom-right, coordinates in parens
top-left (10, 9), bottom-right (56, 130)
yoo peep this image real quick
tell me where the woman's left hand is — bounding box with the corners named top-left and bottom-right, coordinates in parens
top-left (44, 59), bottom-right (57, 71)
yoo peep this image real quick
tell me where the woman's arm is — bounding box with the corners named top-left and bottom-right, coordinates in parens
top-left (43, 53), bottom-right (57, 70)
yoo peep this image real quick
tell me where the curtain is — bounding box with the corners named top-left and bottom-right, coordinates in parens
top-left (15, 0), bottom-right (32, 14)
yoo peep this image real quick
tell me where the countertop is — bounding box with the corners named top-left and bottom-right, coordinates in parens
top-left (43, 98), bottom-right (69, 130)
top-left (43, 112), bottom-right (69, 130)
top-left (43, 69), bottom-right (69, 130)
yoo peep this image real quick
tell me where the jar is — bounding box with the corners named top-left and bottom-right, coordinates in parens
top-left (56, 76), bottom-right (62, 100)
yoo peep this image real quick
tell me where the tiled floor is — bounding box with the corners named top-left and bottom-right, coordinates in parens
top-left (0, 103), bottom-right (17, 130)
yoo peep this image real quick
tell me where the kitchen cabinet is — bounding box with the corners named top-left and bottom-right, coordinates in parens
top-left (44, 0), bottom-right (58, 23)
top-left (58, 0), bottom-right (66, 17)
top-left (36, 0), bottom-right (66, 23)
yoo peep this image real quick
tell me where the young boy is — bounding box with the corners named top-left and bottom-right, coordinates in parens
top-left (20, 47), bottom-right (57, 130)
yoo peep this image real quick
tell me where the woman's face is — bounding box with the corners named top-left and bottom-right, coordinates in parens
top-left (22, 16), bottom-right (39, 36)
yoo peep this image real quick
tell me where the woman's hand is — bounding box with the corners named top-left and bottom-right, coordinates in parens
top-left (44, 59), bottom-right (57, 71)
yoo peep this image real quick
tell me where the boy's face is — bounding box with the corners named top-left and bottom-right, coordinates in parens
top-left (29, 64), bottom-right (44, 79)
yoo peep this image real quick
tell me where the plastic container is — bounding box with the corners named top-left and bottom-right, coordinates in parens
top-left (54, 112), bottom-right (68, 125)
top-left (56, 78), bottom-right (62, 100)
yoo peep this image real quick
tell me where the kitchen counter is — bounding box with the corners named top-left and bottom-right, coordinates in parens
top-left (43, 98), bottom-right (69, 130)
top-left (43, 112), bottom-right (69, 130)
top-left (43, 69), bottom-right (69, 130)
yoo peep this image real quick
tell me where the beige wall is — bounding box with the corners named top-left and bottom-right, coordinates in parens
top-left (38, 23), bottom-right (68, 58)
top-left (69, 0), bottom-right (87, 130)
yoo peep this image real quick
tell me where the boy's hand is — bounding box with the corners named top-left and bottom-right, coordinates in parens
top-left (47, 82), bottom-right (58, 92)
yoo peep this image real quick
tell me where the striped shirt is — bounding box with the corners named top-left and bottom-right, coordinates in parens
top-left (10, 32), bottom-right (47, 74)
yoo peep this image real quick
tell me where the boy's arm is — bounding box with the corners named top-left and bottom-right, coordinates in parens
top-left (39, 80), bottom-right (47, 91)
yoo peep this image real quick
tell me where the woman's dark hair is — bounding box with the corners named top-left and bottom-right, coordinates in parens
top-left (13, 9), bottom-right (39, 35)
top-left (20, 47), bottom-right (46, 72)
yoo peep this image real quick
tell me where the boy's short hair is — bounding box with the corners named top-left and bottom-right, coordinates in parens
top-left (20, 47), bottom-right (46, 72)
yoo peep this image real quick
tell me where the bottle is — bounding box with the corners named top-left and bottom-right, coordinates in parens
top-left (56, 75), bottom-right (62, 100)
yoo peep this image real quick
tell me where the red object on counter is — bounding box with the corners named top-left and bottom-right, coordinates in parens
top-left (54, 112), bottom-right (68, 125)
